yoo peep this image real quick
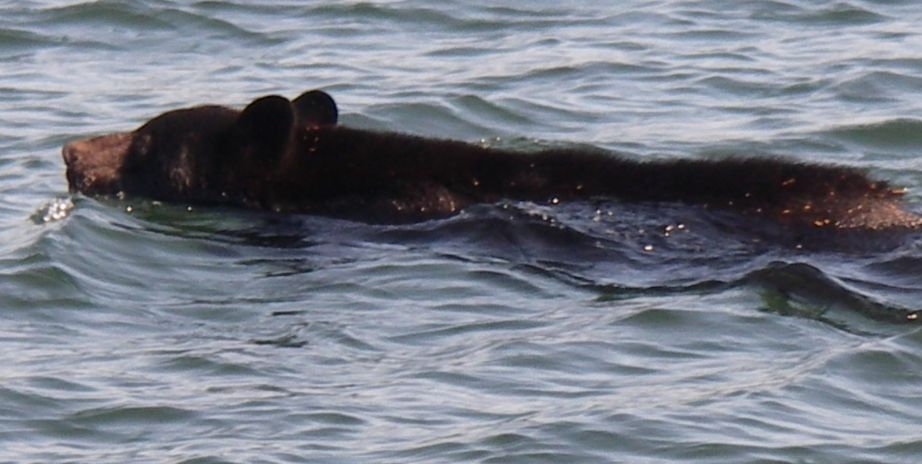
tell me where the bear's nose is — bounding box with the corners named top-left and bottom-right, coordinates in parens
top-left (62, 141), bottom-right (80, 166)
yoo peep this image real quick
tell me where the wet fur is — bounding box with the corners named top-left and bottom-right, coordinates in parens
top-left (62, 91), bottom-right (922, 229)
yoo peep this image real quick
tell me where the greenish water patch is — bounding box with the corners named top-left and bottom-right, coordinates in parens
top-left (827, 118), bottom-right (922, 149)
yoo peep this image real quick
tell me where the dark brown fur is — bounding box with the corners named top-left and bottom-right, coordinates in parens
top-left (62, 91), bottom-right (922, 229)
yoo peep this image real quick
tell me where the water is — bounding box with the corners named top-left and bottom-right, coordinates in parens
top-left (3, 1), bottom-right (922, 462)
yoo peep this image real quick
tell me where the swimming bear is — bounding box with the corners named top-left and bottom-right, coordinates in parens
top-left (62, 90), bottom-right (922, 229)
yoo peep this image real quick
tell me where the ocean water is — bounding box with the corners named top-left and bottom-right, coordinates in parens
top-left (3, 1), bottom-right (922, 462)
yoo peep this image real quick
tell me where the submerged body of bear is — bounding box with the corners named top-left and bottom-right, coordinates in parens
top-left (62, 90), bottom-right (922, 230)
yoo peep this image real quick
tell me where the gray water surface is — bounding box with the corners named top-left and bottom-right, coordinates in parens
top-left (3, 1), bottom-right (922, 462)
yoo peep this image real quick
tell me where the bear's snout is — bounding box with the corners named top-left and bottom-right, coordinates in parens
top-left (62, 132), bottom-right (133, 195)
top-left (62, 141), bottom-right (79, 166)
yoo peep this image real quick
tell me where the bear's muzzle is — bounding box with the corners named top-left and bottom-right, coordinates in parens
top-left (62, 131), bottom-right (133, 195)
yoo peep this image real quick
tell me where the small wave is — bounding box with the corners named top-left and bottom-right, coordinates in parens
top-left (755, 2), bottom-right (886, 25)
top-left (35, 1), bottom-right (272, 44)
top-left (692, 75), bottom-right (779, 98)
top-left (742, 262), bottom-right (920, 326)
top-left (305, 3), bottom-right (567, 33)
top-left (520, 61), bottom-right (658, 83)
top-left (824, 118), bottom-right (922, 149)
top-left (363, 101), bottom-right (496, 139)
top-left (68, 405), bottom-right (196, 428)
top-left (592, 259), bottom-right (921, 329)
top-left (668, 28), bottom-right (760, 42)
top-left (833, 71), bottom-right (922, 103)
top-left (0, 28), bottom-right (54, 51)
top-left (306, 3), bottom-right (490, 32)
top-left (38, 2), bottom-right (173, 29)
top-left (448, 95), bottom-right (537, 128)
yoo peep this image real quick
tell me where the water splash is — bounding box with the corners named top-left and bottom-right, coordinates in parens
top-left (31, 197), bottom-right (74, 224)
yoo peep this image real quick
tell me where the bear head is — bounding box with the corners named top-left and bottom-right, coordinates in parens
top-left (62, 89), bottom-right (338, 205)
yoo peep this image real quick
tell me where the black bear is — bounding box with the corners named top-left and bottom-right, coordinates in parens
top-left (62, 90), bottom-right (922, 229)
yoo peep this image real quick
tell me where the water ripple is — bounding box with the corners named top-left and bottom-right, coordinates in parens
top-left (0, 27), bottom-right (53, 51)
top-left (825, 118), bottom-right (922, 149)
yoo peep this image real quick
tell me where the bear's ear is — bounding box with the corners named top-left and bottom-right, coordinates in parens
top-left (234, 95), bottom-right (295, 164)
top-left (292, 89), bottom-right (338, 128)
